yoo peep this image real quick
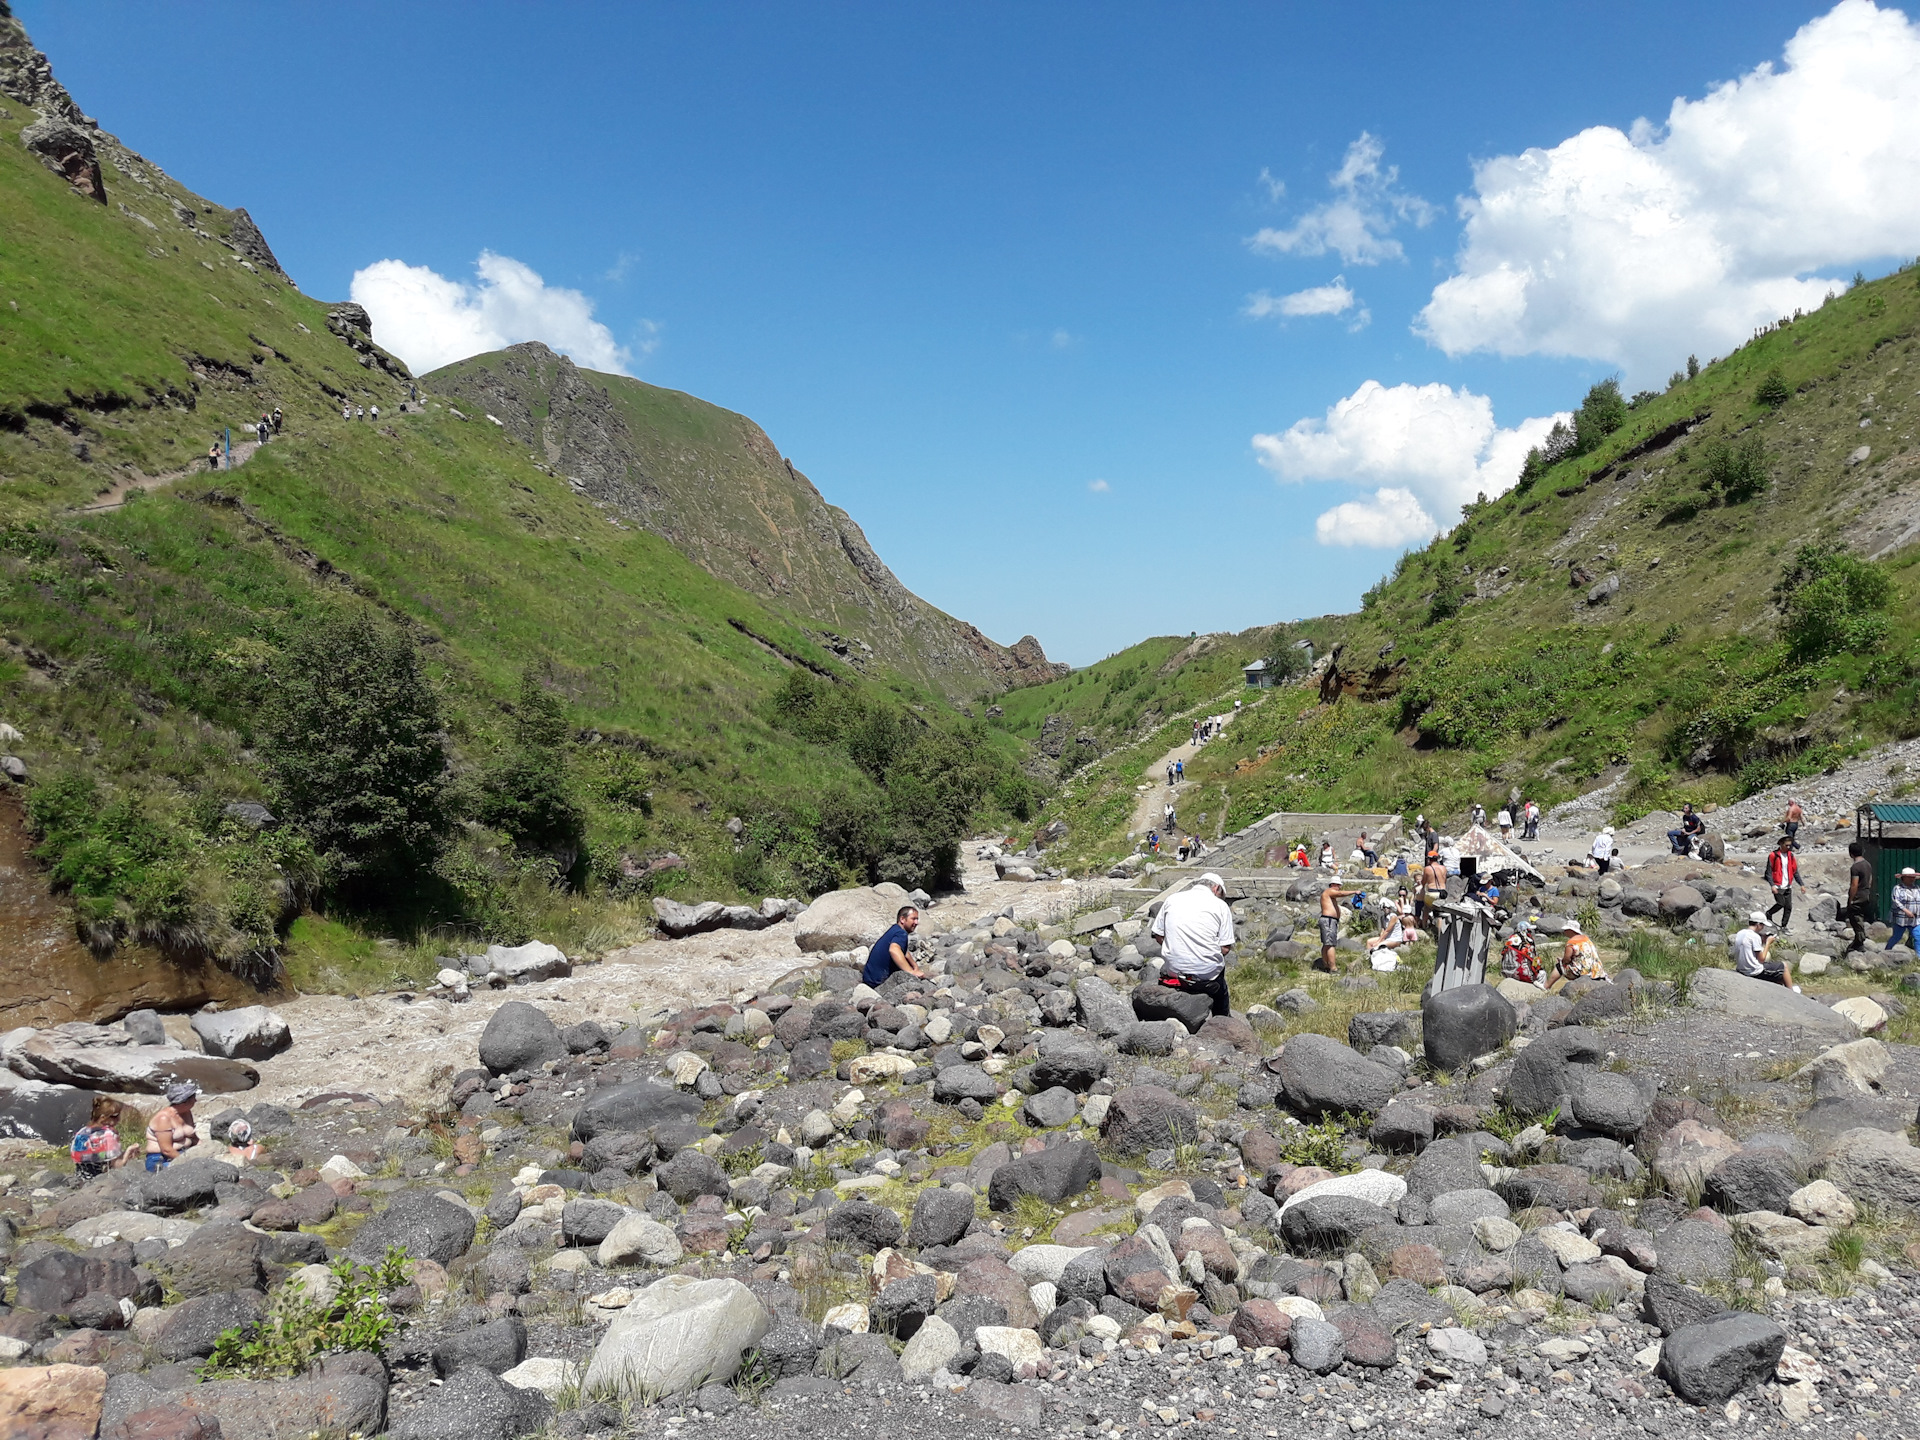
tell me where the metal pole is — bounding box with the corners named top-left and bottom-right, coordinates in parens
top-left (224, 427), bottom-right (231, 470)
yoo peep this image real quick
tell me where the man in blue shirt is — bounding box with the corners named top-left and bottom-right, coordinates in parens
top-left (863, 905), bottom-right (927, 987)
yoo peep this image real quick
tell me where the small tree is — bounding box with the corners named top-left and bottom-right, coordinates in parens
top-left (1754, 368), bottom-right (1791, 409)
top-left (1572, 379), bottom-right (1627, 455)
top-left (1773, 544), bottom-right (1892, 661)
top-left (262, 610), bottom-right (453, 894)
top-left (1687, 354), bottom-right (1700, 380)
top-left (478, 669), bottom-right (586, 866)
top-left (1700, 433), bottom-right (1770, 503)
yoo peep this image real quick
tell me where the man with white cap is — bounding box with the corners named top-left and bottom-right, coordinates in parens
top-left (1547, 918), bottom-right (1608, 991)
top-left (1150, 871), bottom-right (1236, 1015)
top-left (1890, 867), bottom-right (1920, 952)
top-left (1732, 911), bottom-right (1796, 990)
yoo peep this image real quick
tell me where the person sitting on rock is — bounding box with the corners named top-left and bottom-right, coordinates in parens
top-left (1545, 919), bottom-right (1607, 992)
top-left (1732, 911), bottom-right (1797, 991)
top-left (144, 1082), bottom-right (200, 1172)
top-left (1501, 920), bottom-right (1544, 988)
top-left (1150, 872), bottom-right (1235, 1015)
top-left (70, 1096), bottom-right (126, 1179)
top-left (225, 1118), bottom-right (262, 1166)
top-left (862, 905), bottom-right (927, 987)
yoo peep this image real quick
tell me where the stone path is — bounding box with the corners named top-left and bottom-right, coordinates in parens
top-left (1127, 709), bottom-right (1239, 845)
top-left (74, 437), bottom-right (263, 514)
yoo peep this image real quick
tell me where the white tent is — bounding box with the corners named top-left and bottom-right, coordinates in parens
top-left (1450, 823), bottom-right (1544, 884)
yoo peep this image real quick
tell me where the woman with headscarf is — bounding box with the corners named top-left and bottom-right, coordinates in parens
top-left (225, 1118), bottom-right (262, 1165)
top-left (144, 1082), bottom-right (201, 1171)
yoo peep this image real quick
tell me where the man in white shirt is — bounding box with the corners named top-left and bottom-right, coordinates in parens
top-left (1731, 911), bottom-right (1797, 990)
top-left (1590, 827), bottom-right (1615, 875)
top-left (1150, 872), bottom-right (1236, 1016)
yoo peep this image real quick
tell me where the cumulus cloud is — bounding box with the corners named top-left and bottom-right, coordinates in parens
top-left (1420, 0), bottom-right (1920, 379)
top-left (1253, 380), bottom-right (1567, 547)
top-left (350, 251), bottom-right (632, 375)
top-left (1087, 478), bottom-right (1111, 493)
top-left (1246, 278), bottom-right (1358, 318)
top-left (1248, 133), bottom-right (1436, 265)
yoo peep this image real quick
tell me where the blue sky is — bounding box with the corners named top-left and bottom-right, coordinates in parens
top-left (23, 1), bottom-right (1920, 664)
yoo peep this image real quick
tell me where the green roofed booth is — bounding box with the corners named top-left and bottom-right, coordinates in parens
top-left (1856, 803), bottom-right (1920, 923)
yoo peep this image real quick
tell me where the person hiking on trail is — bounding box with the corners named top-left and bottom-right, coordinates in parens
top-left (1166, 762), bottom-right (1175, 786)
top-left (206, 442), bottom-right (220, 471)
top-left (1495, 807), bottom-right (1513, 840)
top-left (342, 403), bottom-right (352, 421)
top-left (1845, 840), bottom-right (1876, 953)
top-left (1151, 872), bottom-right (1235, 1015)
top-left (1147, 829), bottom-right (1161, 855)
top-left (1890, 867), bottom-right (1920, 951)
top-left (1523, 799), bottom-right (1540, 841)
top-left (1764, 836), bottom-right (1803, 929)
top-left (144, 1082), bottom-right (200, 1171)
top-left (71, 1096), bottom-right (126, 1179)
top-left (1164, 802), bottom-right (1177, 834)
top-left (1589, 826), bottom-right (1615, 875)
top-left (861, 905), bottom-right (927, 986)
top-left (370, 404), bottom-right (380, 421)
top-left (1317, 876), bottom-right (1349, 972)
top-left (1546, 920), bottom-right (1607, 992)
top-left (1501, 919), bottom-right (1544, 987)
top-left (1783, 798), bottom-right (1803, 846)
top-left (272, 405), bottom-right (283, 430)
top-left (1175, 759), bottom-right (1183, 781)
top-left (1470, 802), bottom-right (1487, 829)
top-left (1732, 912), bottom-right (1796, 990)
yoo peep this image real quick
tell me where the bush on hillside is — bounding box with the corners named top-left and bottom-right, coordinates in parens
top-left (1754, 368), bottom-right (1792, 409)
top-left (262, 610), bottom-right (453, 898)
top-left (477, 669), bottom-right (586, 875)
top-left (1572, 378), bottom-right (1627, 455)
top-left (1772, 543), bottom-right (1892, 661)
top-left (1699, 433), bottom-right (1770, 502)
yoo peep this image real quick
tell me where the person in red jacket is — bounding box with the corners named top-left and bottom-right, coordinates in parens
top-left (1763, 835), bottom-right (1803, 929)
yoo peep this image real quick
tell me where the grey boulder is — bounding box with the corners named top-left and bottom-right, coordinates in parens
top-left (1658, 1313), bottom-right (1788, 1405)
top-left (1420, 986), bottom-right (1516, 1073)
top-left (477, 1001), bottom-right (566, 1075)
top-left (1276, 1033), bottom-right (1400, 1116)
top-left (190, 1006), bottom-right (292, 1061)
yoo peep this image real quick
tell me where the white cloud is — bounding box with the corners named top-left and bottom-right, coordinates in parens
top-left (1051, 328), bottom-right (1078, 349)
top-left (1248, 133), bottom-right (1436, 265)
top-left (1246, 278), bottom-right (1356, 318)
top-left (1420, 0), bottom-right (1920, 379)
top-left (350, 251), bottom-right (632, 375)
top-left (1087, 478), bottom-right (1111, 493)
top-left (1253, 379), bottom-right (1567, 547)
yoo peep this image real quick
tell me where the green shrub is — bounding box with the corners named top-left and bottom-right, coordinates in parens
top-left (201, 1247), bottom-right (410, 1379)
top-left (1278, 1116), bottom-right (1356, 1171)
top-left (1754, 368), bottom-right (1792, 409)
top-left (261, 610), bottom-right (454, 898)
top-left (478, 669), bottom-right (586, 870)
top-left (1700, 433), bottom-right (1770, 502)
top-left (1573, 379), bottom-right (1627, 455)
top-left (1773, 543), bottom-right (1892, 661)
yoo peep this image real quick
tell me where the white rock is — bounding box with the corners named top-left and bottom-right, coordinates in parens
top-left (1080, 1094), bottom-right (1111, 1129)
top-left (799, 1109), bottom-right (837, 1146)
top-left (1007, 1244), bottom-right (1095, 1283)
top-left (1797, 952), bottom-right (1831, 976)
top-left (1473, 1216), bottom-right (1521, 1253)
top-left (1084, 1315), bottom-right (1122, 1340)
top-left (1028, 1281), bottom-right (1058, 1315)
top-left (793, 883), bottom-right (913, 953)
top-left (285, 1263), bottom-right (340, 1307)
top-left (1831, 996), bottom-right (1888, 1032)
top-left (1132, 1179), bottom-right (1194, 1219)
top-left (900, 1315), bottom-right (961, 1379)
top-left (1427, 1328), bottom-right (1487, 1366)
top-left (1278, 1169), bottom-right (1407, 1217)
top-left (1537, 1336), bottom-right (1591, 1362)
top-left (923, 1014), bottom-right (954, 1044)
top-left (822, 1302), bottom-right (870, 1333)
top-left (847, 1054), bottom-right (916, 1085)
top-left (485, 939), bottom-right (571, 981)
top-left (189, 1005), bottom-right (292, 1061)
top-left (547, 1251), bottom-right (590, 1276)
top-left (1634, 1342), bottom-right (1663, 1370)
top-left (976, 1325), bottom-right (1046, 1370)
top-left (0, 1336), bottom-right (29, 1360)
top-left (501, 1357), bottom-right (582, 1398)
top-left (668, 1052), bottom-right (709, 1087)
top-left (1793, 1038), bottom-right (1889, 1094)
top-left (582, 1275), bottom-right (772, 1398)
top-left (1047, 939), bottom-right (1077, 959)
top-left (977, 1025), bottom-right (1006, 1053)
top-left (436, 968), bottom-right (468, 990)
top-left (1271, 1296), bottom-right (1324, 1322)
top-left (1533, 1226), bottom-right (1602, 1267)
top-left (318, 1155), bottom-right (366, 1185)
top-left (598, 1213), bottom-right (684, 1268)
top-left (64, 1211), bottom-right (198, 1248)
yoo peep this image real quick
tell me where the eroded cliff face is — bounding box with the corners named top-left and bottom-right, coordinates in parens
top-left (427, 343), bottom-right (1067, 698)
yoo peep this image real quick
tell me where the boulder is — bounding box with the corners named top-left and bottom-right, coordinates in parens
top-left (1657, 1313), bottom-right (1788, 1405)
top-left (188, 1007), bottom-right (291, 1061)
top-left (155, 1289), bottom-right (266, 1361)
top-left (1787, 1180), bottom-right (1857, 1228)
top-left (1654, 1219), bottom-right (1734, 1285)
top-left (1641, 1271), bottom-right (1728, 1336)
top-left (988, 1140), bottom-right (1101, 1210)
top-left (1821, 1128), bottom-right (1920, 1210)
top-left (1706, 1150), bottom-right (1800, 1216)
top-left (1279, 1196), bottom-right (1396, 1255)
top-left (1565, 1069), bottom-right (1653, 1138)
top-left (140, 1157), bottom-right (238, 1215)
top-left (583, 1275), bottom-right (770, 1397)
top-left (1658, 885), bottom-right (1706, 919)
top-left (390, 1363), bottom-right (547, 1440)
top-left (1029, 1035), bottom-right (1107, 1092)
top-left (899, 1315), bottom-right (961, 1379)
top-left (6, 1034), bottom-right (257, 1094)
top-left (932, 1065), bottom-right (1000, 1104)
top-left (908, 1187), bottom-right (976, 1250)
top-left (598, 1214), bottom-right (684, 1268)
top-left (559, 1199), bottom-right (628, 1247)
top-left (1653, 1119), bottom-right (1742, 1192)
top-left (1684, 967), bottom-right (1861, 1040)
top-left (1100, 1085), bottom-right (1199, 1153)
top-left (1504, 1027), bottom-right (1605, 1116)
top-left (1022, 1086), bottom-right (1078, 1128)
top-left (656, 1150), bottom-right (729, 1205)
top-left (826, 1200), bottom-right (903, 1252)
top-left (102, 1363), bottom-right (388, 1440)
top-left (1419, 986), bottom-right (1515, 1073)
top-left (479, 941), bottom-right (571, 982)
top-left (347, 1191), bottom-right (476, 1267)
top-left (1130, 982), bottom-right (1213, 1034)
top-left (1290, 1316), bottom-right (1345, 1373)
top-left (1792, 1038), bottom-right (1890, 1096)
top-left (1404, 1137), bottom-right (1489, 1202)
top-left (431, 1317), bottom-right (528, 1377)
top-left (477, 1002), bottom-right (566, 1075)
top-left (1074, 977), bottom-right (1135, 1038)
top-left (0, 1365), bottom-right (108, 1440)
top-left (1117, 1021), bottom-right (1182, 1056)
top-left (794, 884), bottom-right (911, 954)
top-left (0, 1075), bottom-right (93, 1143)
top-left (1348, 1011), bottom-right (1420, 1052)
top-left (1276, 1033), bottom-right (1400, 1115)
top-left (570, 1082), bottom-right (702, 1141)
top-left (1278, 1169), bottom-right (1407, 1218)
top-left (1230, 1298), bottom-right (1293, 1349)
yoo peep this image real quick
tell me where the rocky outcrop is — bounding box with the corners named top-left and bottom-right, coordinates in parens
top-left (422, 342), bottom-right (1062, 700)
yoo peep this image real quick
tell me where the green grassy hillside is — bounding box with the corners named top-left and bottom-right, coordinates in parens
top-left (425, 343), bottom-right (1067, 703)
top-left (0, 12), bottom-right (1036, 994)
top-left (1040, 265), bottom-right (1920, 870)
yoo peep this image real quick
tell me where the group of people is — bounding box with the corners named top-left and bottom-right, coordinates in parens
top-left (1144, 827), bottom-right (1205, 862)
top-left (1467, 798), bottom-right (1539, 842)
top-left (1500, 917), bottom-right (1609, 990)
top-left (340, 402), bottom-right (382, 422)
top-left (1163, 758), bottom-right (1185, 786)
top-left (1190, 716), bottom-right (1225, 746)
top-left (69, 1080), bottom-right (260, 1180)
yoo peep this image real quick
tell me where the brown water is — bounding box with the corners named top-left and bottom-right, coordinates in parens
top-left (0, 796), bottom-right (263, 1028)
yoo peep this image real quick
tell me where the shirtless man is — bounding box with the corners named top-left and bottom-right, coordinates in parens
top-left (1418, 851), bottom-right (1448, 926)
top-left (1318, 876), bottom-right (1349, 973)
